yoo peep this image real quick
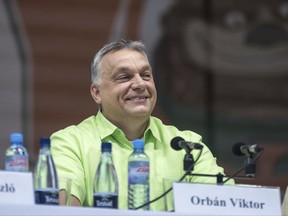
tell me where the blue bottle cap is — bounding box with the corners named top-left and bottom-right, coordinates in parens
top-left (40, 137), bottom-right (51, 148)
top-left (132, 139), bottom-right (144, 149)
top-left (10, 133), bottom-right (23, 145)
top-left (101, 142), bottom-right (112, 152)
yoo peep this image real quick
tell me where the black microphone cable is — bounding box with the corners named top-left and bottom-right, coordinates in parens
top-left (133, 147), bottom-right (203, 210)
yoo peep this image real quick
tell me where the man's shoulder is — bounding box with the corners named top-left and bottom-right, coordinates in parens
top-left (150, 116), bottom-right (202, 142)
top-left (52, 115), bottom-right (97, 137)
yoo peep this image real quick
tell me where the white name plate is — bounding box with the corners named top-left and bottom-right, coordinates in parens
top-left (0, 171), bottom-right (34, 205)
top-left (173, 183), bottom-right (281, 215)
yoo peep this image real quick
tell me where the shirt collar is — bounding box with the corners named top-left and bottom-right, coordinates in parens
top-left (144, 116), bottom-right (161, 143)
top-left (95, 111), bottom-right (161, 142)
top-left (95, 111), bottom-right (118, 140)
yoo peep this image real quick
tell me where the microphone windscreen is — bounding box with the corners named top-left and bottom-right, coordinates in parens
top-left (232, 142), bottom-right (246, 156)
top-left (170, 136), bottom-right (184, 151)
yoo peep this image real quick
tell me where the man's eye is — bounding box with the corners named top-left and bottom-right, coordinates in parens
top-left (116, 75), bottom-right (129, 81)
top-left (142, 73), bottom-right (152, 80)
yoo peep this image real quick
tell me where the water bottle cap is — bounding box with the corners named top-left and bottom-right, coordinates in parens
top-left (40, 137), bottom-right (51, 148)
top-left (132, 139), bottom-right (144, 149)
top-left (101, 142), bottom-right (112, 152)
top-left (10, 133), bottom-right (23, 145)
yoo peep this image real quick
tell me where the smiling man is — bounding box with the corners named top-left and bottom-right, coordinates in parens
top-left (90, 47), bottom-right (157, 141)
top-left (50, 39), bottom-right (232, 211)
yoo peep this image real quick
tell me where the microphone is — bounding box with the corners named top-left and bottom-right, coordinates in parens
top-left (170, 136), bottom-right (203, 151)
top-left (232, 142), bottom-right (263, 156)
top-left (232, 142), bottom-right (263, 177)
top-left (170, 137), bottom-right (203, 173)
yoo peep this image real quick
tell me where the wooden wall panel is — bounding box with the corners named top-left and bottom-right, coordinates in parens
top-left (16, 0), bottom-right (142, 158)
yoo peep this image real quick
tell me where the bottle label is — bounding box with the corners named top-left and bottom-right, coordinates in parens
top-left (35, 189), bottom-right (59, 205)
top-left (5, 155), bottom-right (28, 172)
top-left (93, 192), bottom-right (118, 208)
top-left (128, 161), bottom-right (149, 184)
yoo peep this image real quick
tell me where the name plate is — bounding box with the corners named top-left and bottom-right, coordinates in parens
top-left (0, 171), bottom-right (34, 205)
top-left (173, 183), bottom-right (281, 215)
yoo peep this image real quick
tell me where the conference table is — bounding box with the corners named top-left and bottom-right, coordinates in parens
top-left (0, 204), bottom-right (193, 216)
top-left (0, 171), bottom-right (283, 215)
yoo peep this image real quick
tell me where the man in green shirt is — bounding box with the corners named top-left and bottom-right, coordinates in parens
top-left (51, 39), bottom-right (233, 211)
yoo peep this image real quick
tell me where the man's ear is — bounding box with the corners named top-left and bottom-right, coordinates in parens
top-left (90, 84), bottom-right (101, 104)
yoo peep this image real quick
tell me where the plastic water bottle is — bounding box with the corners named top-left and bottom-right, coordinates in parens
top-left (34, 137), bottom-right (59, 205)
top-left (5, 133), bottom-right (29, 172)
top-left (128, 139), bottom-right (150, 210)
top-left (94, 142), bottom-right (118, 209)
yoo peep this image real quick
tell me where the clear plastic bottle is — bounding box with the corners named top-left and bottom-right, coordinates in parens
top-left (128, 139), bottom-right (150, 210)
top-left (34, 137), bottom-right (59, 205)
top-left (5, 133), bottom-right (29, 172)
top-left (94, 142), bottom-right (118, 209)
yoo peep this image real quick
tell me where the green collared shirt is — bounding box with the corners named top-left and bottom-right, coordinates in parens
top-left (51, 111), bottom-right (230, 211)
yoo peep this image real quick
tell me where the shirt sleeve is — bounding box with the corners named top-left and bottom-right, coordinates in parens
top-left (50, 127), bottom-right (86, 204)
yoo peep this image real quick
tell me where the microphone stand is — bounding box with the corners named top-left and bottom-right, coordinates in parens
top-left (183, 150), bottom-right (195, 173)
top-left (186, 149), bottom-right (263, 184)
top-left (244, 152), bottom-right (256, 177)
top-left (181, 147), bottom-right (228, 184)
top-left (187, 172), bottom-right (254, 184)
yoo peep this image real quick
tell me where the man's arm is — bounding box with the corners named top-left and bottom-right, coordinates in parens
top-left (59, 190), bottom-right (81, 206)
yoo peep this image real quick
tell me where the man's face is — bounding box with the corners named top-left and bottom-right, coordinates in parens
top-left (91, 49), bottom-right (157, 124)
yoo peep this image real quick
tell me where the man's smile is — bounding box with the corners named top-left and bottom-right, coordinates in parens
top-left (125, 95), bottom-right (150, 101)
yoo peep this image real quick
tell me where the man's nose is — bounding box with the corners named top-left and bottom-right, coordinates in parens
top-left (131, 74), bottom-right (147, 90)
